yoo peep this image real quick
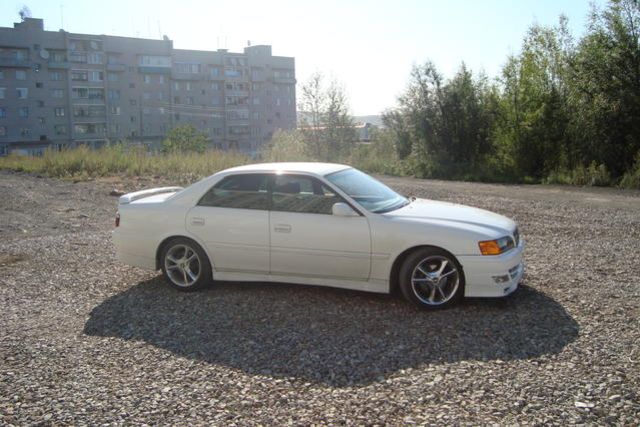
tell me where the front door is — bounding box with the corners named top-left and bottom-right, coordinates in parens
top-left (269, 174), bottom-right (371, 280)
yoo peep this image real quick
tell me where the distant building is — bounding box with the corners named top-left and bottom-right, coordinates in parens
top-left (0, 18), bottom-right (296, 155)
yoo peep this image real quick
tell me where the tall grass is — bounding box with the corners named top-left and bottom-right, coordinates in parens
top-left (0, 145), bottom-right (251, 183)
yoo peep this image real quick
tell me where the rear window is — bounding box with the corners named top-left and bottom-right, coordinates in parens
top-left (198, 174), bottom-right (269, 210)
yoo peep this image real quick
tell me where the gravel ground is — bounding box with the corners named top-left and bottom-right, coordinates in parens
top-left (1, 170), bottom-right (639, 425)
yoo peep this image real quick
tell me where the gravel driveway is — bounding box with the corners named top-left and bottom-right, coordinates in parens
top-left (1, 171), bottom-right (638, 425)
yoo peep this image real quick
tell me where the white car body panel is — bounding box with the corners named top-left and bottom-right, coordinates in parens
top-left (112, 162), bottom-right (525, 298)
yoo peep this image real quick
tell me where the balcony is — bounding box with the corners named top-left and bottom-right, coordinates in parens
top-left (138, 66), bottom-right (171, 74)
top-left (106, 63), bottom-right (126, 72)
top-left (48, 61), bottom-right (70, 69)
top-left (273, 77), bottom-right (297, 84)
top-left (225, 90), bottom-right (250, 97)
top-left (171, 71), bottom-right (206, 81)
top-left (0, 57), bottom-right (30, 68)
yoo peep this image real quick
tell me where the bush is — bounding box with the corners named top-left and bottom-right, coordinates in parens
top-left (619, 153), bottom-right (640, 189)
top-left (261, 130), bottom-right (311, 162)
top-left (544, 162), bottom-right (612, 186)
top-left (161, 125), bottom-right (207, 154)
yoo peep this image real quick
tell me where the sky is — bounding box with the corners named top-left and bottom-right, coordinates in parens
top-left (1, 0), bottom-right (605, 116)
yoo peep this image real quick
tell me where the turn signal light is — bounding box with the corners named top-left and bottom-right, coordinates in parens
top-left (478, 240), bottom-right (502, 255)
top-left (479, 236), bottom-right (514, 255)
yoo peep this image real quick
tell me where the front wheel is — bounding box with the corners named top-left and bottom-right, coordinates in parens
top-left (399, 248), bottom-right (464, 309)
top-left (160, 238), bottom-right (211, 291)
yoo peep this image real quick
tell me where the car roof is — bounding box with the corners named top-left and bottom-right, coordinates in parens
top-left (221, 162), bottom-right (351, 176)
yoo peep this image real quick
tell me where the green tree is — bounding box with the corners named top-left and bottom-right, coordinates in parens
top-left (569, 0), bottom-right (640, 177)
top-left (298, 72), bottom-right (356, 161)
top-left (161, 124), bottom-right (208, 154)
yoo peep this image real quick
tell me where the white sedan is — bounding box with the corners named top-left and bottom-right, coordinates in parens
top-left (113, 162), bottom-right (524, 309)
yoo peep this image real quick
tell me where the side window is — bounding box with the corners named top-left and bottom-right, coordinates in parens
top-left (198, 174), bottom-right (269, 210)
top-left (271, 175), bottom-right (341, 214)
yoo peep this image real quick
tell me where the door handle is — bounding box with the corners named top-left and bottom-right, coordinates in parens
top-left (274, 224), bottom-right (292, 233)
top-left (191, 217), bottom-right (205, 226)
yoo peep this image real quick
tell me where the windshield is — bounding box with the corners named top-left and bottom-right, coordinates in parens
top-left (326, 168), bottom-right (408, 213)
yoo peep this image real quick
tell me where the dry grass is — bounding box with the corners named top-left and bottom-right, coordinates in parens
top-left (0, 145), bottom-right (251, 183)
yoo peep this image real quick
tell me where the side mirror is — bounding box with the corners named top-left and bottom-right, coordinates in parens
top-left (332, 202), bottom-right (358, 217)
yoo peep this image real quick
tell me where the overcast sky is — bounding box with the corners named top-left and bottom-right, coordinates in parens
top-left (1, 0), bottom-right (605, 116)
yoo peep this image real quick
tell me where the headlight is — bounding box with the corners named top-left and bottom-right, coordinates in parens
top-left (478, 236), bottom-right (515, 255)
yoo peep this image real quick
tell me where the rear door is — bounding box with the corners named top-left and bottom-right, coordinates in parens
top-left (186, 173), bottom-right (270, 274)
top-left (269, 174), bottom-right (371, 280)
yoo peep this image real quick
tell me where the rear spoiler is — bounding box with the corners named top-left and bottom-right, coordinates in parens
top-left (118, 187), bottom-right (183, 205)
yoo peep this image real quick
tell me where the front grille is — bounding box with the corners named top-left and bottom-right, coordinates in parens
top-left (513, 227), bottom-right (520, 247)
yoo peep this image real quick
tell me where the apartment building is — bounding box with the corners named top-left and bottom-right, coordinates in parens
top-left (0, 18), bottom-right (296, 155)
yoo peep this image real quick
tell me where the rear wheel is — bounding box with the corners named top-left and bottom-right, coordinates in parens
top-left (399, 248), bottom-right (464, 309)
top-left (160, 238), bottom-right (211, 291)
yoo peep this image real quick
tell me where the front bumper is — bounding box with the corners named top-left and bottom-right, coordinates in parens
top-left (458, 240), bottom-right (525, 298)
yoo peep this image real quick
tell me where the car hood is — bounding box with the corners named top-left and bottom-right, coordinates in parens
top-left (383, 198), bottom-right (516, 236)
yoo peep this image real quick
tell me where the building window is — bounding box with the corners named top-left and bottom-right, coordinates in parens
top-left (110, 124), bottom-right (120, 134)
top-left (54, 107), bottom-right (65, 117)
top-left (0, 87), bottom-right (5, 99)
top-left (187, 96), bottom-right (194, 105)
top-left (0, 126), bottom-right (6, 136)
top-left (175, 63), bottom-right (201, 74)
top-left (173, 82), bottom-right (180, 90)
top-left (129, 83), bottom-right (135, 89)
top-left (89, 71), bottom-right (104, 82)
top-left (54, 124), bottom-right (67, 135)
top-left (0, 71), bottom-right (3, 79)
top-left (49, 71), bottom-right (64, 81)
top-left (71, 70), bottom-right (88, 81)
top-left (201, 89), bottom-right (206, 95)
top-left (110, 106), bottom-right (120, 115)
top-left (35, 82), bottom-right (44, 88)
top-left (21, 128), bottom-right (30, 136)
top-left (72, 88), bottom-right (87, 98)
top-left (19, 107), bottom-right (29, 118)
top-left (130, 116), bottom-right (136, 122)
top-left (158, 75), bottom-right (165, 84)
top-left (211, 82), bottom-right (219, 90)
top-left (74, 123), bottom-right (106, 134)
top-left (0, 108), bottom-right (5, 118)
top-left (129, 99), bottom-right (137, 106)
top-left (143, 92), bottom-right (151, 100)
top-left (157, 92), bottom-right (164, 100)
top-left (210, 67), bottom-right (220, 77)
top-left (37, 100), bottom-right (44, 107)
top-left (51, 51), bottom-right (66, 62)
top-left (87, 53), bottom-right (103, 64)
top-left (252, 97), bottom-right (260, 105)
top-left (16, 70), bottom-right (27, 80)
top-left (142, 107), bottom-right (150, 114)
top-left (186, 82), bottom-right (192, 91)
top-left (276, 98), bottom-right (281, 106)
top-left (37, 117), bottom-right (46, 125)
top-left (51, 89), bottom-right (64, 98)
top-left (107, 73), bottom-right (118, 82)
top-left (138, 55), bottom-right (171, 67)
top-left (108, 89), bottom-right (120, 100)
top-left (143, 75), bottom-right (152, 84)
top-left (17, 88), bottom-right (28, 99)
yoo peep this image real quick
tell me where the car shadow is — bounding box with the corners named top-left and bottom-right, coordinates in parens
top-left (84, 278), bottom-right (579, 387)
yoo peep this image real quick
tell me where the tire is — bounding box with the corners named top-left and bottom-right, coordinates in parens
top-left (399, 247), bottom-right (464, 309)
top-left (160, 237), bottom-right (212, 292)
